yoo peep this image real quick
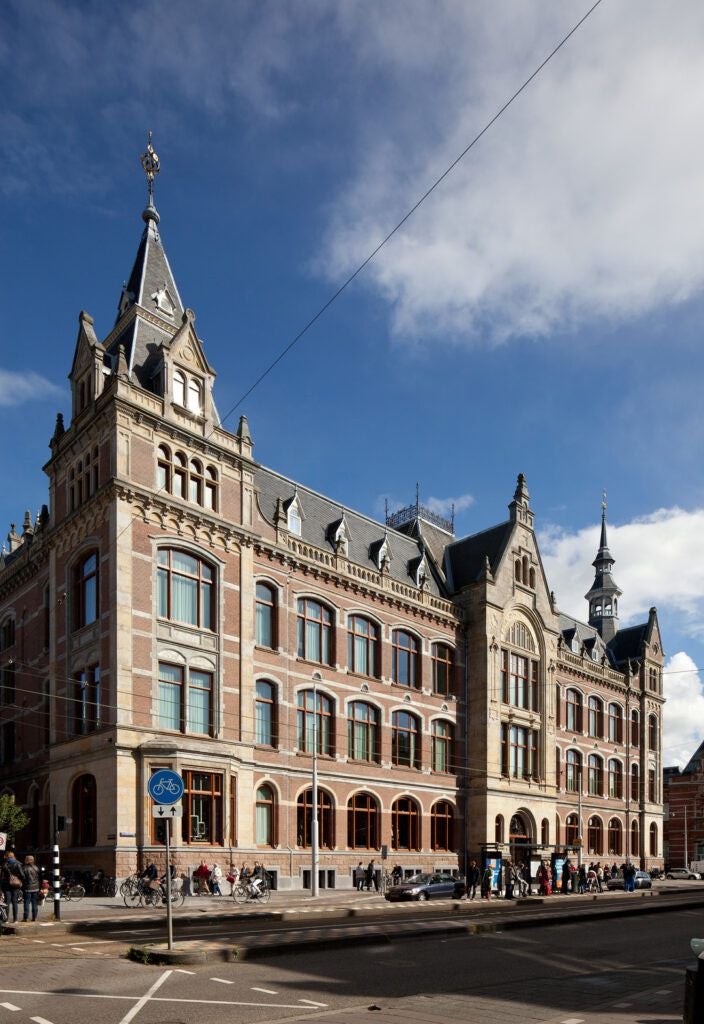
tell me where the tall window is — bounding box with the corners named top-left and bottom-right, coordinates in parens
top-left (347, 792), bottom-right (379, 849)
top-left (588, 754), bottom-right (603, 796)
top-left (608, 817), bottom-right (622, 855)
top-left (608, 703), bottom-right (623, 743)
top-left (187, 377), bottom-right (202, 413)
top-left (631, 709), bottom-right (640, 747)
top-left (157, 445), bottom-right (171, 491)
top-left (648, 768), bottom-right (657, 802)
top-left (157, 549), bottom-right (213, 629)
top-left (73, 551), bottom-right (98, 630)
top-left (431, 719), bottom-right (453, 772)
top-left (566, 749), bottom-right (581, 792)
top-left (173, 369), bottom-right (185, 406)
top-left (500, 623), bottom-right (539, 710)
top-left (347, 701), bottom-right (379, 762)
top-left (255, 784), bottom-right (275, 846)
top-left (205, 467), bottom-right (218, 510)
top-left (608, 758), bottom-right (623, 799)
top-left (297, 789), bottom-right (334, 848)
top-left (541, 818), bottom-right (550, 846)
top-left (189, 459), bottom-right (204, 505)
top-left (501, 724), bottom-right (539, 779)
top-left (431, 801), bottom-right (454, 851)
top-left (73, 666), bottom-right (100, 734)
top-left (182, 771), bottom-right (222, 844)
top-left (495, 814), bottom-right (504, 844)
top-left (648, 714), bottom-right (658, 751)
top-left (565, 813), bottom-right (579, 846)
top-left (631, 819), bottom-right (639, 857)
top-left (432, 644), bottom-right (453, 695)
top-left (649, 822), bottom-right (658, 857)
top-left (588, 696), bottom-right (603, 738)
top-left (347, 616), bottom-right (379, 677)
top-left (158, 662), bottom-right (211, 735)
top-left (587, 816), bottom-right (602, 855)
top-left (156, 446), bottom-right (219, 510)
top-left (297, 690), bottom-right (333, 755)
top-left (392, 630), bottom-right (420, 687)
top-left (72, 774), bottom-right (97, 847)
top-left (631, 763), bottom-right (639, 801)
top-left (566, 689), bottom-right (582, 732)
top-left (255, 681), bottom-right (277, 746)
top-left (255, 583), bottom-right (276, 648)
top-left (297, 599), bottom-right (333, 664)
top-left (392, 710), bottom-right (420, 768)
top-left (392, 798), bottom-right (420, 851)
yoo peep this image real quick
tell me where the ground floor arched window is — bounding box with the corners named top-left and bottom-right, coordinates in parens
top-left (495, 814), bottom-right (504, 844)
top-left (608, 817), bottom-right (622, 856)
top-left (649, 821), bottom-right (658, 857)
top-left (71, 774), bottom-right (96, 847)
top-left (565, 813), bottom-right (579, 846)
top-left (541, 818), bottom-right (550, 846)
top-left (391, 797), bottom-right (420, 851)
top-left (297, 788), bottom-right (334, 848)
top-left (255, 784), bottom-right (276, 847)
top-left (431, 801), bottom-right (454, 851)
top-left (347, 792), bottom-right (379, 849)
top-left (587, 816), bottom-right (602, 855)
top-left (631, 819), bottom-right (639, 857)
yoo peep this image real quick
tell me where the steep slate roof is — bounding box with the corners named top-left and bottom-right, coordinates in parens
top-left (443, 521), bottom-right (513, 592)
top-left (254, 465), bottom-right (442, 597)
top-left (116, 200), bottom-right (184, 327)
top-left (606, 622), bottom-right (649, 666)
top-left (682, 739), bottom-right (704, 775)
top-left (559, 613), bottom-right (610, 664)
top-left (108, 316), bottom-right (172, 390)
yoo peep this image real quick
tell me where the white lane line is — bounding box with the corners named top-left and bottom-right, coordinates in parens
top-left (0, 1005), bottom-right (21, 1012)
top-left (117, 970), bottom-right (172, 1024)
top-left (0, 992), bottom-right (309, 1011)
top-left (30, 940), bottom-right (45, 944)
top-left (613, 1004), bottom-right (632, 1008)
top-left (70, 948), bottom-right (86, 953)
top-left (560, 1019), bottom-right (585, 1024)
top-left (151, 997), bottom-right (325, 1008)
top-left (0, 993), bottom-right (132, 1002)
top-left (31, 1017), bottom-right (54, 1024)
top-left (210, 979), bottom-right (234, 985)
top-left (174, 969), bottom-right (195, 975)
top-left (655, 990), bottom-right (672, 994)
top-left (251, 987), bottom-right (278, 995)
top-left (298, 998), bottom-right (329, 1007)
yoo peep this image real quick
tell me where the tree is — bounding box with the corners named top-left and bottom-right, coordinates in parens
top-left (0, 794), bottom-right (29, 845)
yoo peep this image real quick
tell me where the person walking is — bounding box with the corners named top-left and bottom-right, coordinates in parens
top-left (480, 865), bottom-right (493, 900)
top-left (22, 855), bottom-right (41, 922)
top-left (596, 863), bottom-right (604, 893)
top-left (210, 863), bottom-right (223, 896)
top-left (466, 859), bottom-right (480, 900)
top-left (354, 862), bottom-right (365, 891)
top-left (2, 850), bottom-right (25, 923)
top-left (194, 859), bottom-right (211, 895)
top-left (503, 858), bottom-right (514, 899)
top-left (561, 859), bottom-right (571, 894)
top-left (536, 860), bottom-right (550, 896)
top-left (577, 863), bottom-right (588, 894)
top-left (365, 859), bottom-right (378, 892)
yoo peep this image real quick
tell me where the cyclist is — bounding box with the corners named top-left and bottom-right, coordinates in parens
top-left (249, 861), bottom-right (266, 898)
top-left (140, 861), bottom-right (160, 894)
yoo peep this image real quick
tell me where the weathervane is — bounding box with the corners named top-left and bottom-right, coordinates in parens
top-left (140, 131), bottom-right (160, 196)
top-left (601, 489), bottom-right (607, 513)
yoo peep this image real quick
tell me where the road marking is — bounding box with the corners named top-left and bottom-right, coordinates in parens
top-left (0, 1005), bottom-right (21, 1012)
top-left (210, 979), bottom-right (234, 985)
top-left (298, 998), bottom-right (329, 1007)
top-left (174, 969), bottom-right (195, 975)
top-left (31, 1017), bottom-right (54, 1024)
top-left (70, 948), bottom-right (86, 953)
top-left (655, 989), bottom-right (672, 994)
top-left (251, 987), bottom-right (278, 994)
top-left (117, 970), bottom-right (172, 1024)
top-left (560, 1020), bottom-right (584, 1024)
top-left (613, 1004), bottom-right (632, 1008)
top-left (30, 940), bottom-right (45, 944)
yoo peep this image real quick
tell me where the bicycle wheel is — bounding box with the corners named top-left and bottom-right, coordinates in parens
top-left (257, 885), bottom-right (271, 904)
top-left (69, 884), bottom-right (85, 902)
top-left (106, 878), bottom-right (117, 897)
top-left (233, 884), bottom-right (248, 905)
top-left (169, 888), bottom-right (185, 908)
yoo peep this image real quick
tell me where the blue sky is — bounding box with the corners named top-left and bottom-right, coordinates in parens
top-left (2, 0), bottom-right (704, 765)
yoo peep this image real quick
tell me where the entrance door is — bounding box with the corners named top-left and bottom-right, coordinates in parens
top-left (509, 814), bottom-right (530, 864)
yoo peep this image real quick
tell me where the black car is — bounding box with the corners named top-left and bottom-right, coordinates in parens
top-left (385, 872), bottom-right (466, 901)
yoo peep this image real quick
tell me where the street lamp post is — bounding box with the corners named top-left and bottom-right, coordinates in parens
top-left (311, 673), bottom-right (321, 897)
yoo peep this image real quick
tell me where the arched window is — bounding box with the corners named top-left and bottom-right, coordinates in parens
top-left (255, 583), bottom-right (276, 649)
top-left (522, 555), bottom-right (529, 582)
top-left (566, 689), bottom-right (582, 732)
top-left (204, 466), bottom-right (218, 511)
top-left (73, 551), bottom-right (98, 630)
top-left (649, 821), bottom-right (658, 857)
top-left (255, 681), bottom-right (277, 746)
top-left (347, 792), bottom-right (379, 849)
top-left (392, 797), bottom-right (420, 851)
top-left (431, 719), bottom-right (453, 773)
top-left (631, 763), bottom-right (639, 801)
top-left (541, 818), bottom-right (550, 846)
top-left (347, 701), bottom-right (380, 762)
top-left (495, 814), bottom-right (504, 844)
top-left (157, 444), bottom-right (172, 492)
top-left (588, 696), bottom-right (603, 738)
top-left (565, 813), bottom-right (579, 846)
top-left (588, 754), bottom-right (603, 796)
top-left (173, 452), bottom-right (187, 498)
top-left (608, 703), bottom-right (623, 743)
top-left (189, 459), bottom-right (203, 505)
top-left (157, 662), bottom-right (212, 735)
top-left (347, 616), bottom-right (379, 678)
top-left (514, 559), bottom-right (521, 581)
top-left (500, 621), bottom-right (539, 711)
top-left (187, 376), bottom-right (202, 413)
top-left (431, 644), bottom-right (453, 695)
top-left (587, 816), bottom-right (603, 855)
top-left (631, 819), bottom-right (639, 857)
top-left (297, 599), bottom-right (333, 665)
top-left (297, 789), bottom-right (334, 848)
top-left (392, 630), bottom-right (420, 688)
top-left (173, 369), bottom-right (186, 406)
top-left (157, 549), bottom-right (213, 629)
top-left (608, 758), bottom-right (623, 799)
top-left (297, 690), bottom-right (333, 755)
top-left (648, 714), bottom-right (658, 751)
top-left (391, 710), bottom-right (420, 768)
top-left (631, 709), bottom-right (640, 747)
top-left (566, 749), bottom-right (582, 792)
top-left (71, 774), bottom-right (96, 847)
top-left (529, 567), bottom-right (536, 588)
top-left (432, 801), bottom-right (454, 851)
top-left (255, 784), bottom-right (275, 846)
top-left (608, 817), bottom-right (622, 855)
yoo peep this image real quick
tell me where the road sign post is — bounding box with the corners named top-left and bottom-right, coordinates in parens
top-left (147, 770), bottom-right (184, 952)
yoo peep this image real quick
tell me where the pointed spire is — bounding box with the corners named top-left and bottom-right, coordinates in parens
top-left (585, 493), bottom-right (622, 643)
top-left (508, 472), bottom-right (534, 528)
top-left (236, 415), bottom-right (252, 444)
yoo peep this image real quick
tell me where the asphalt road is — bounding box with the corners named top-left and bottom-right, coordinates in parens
top-left (0, 901), bottom-right (696, 1024)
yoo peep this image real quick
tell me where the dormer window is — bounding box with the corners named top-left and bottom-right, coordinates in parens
top-left (187, 377), bottom-right (202, 413)
top-left (173, 370), bottom-right (185, 406)
top-left (286, 493), bottom-right (304, 536)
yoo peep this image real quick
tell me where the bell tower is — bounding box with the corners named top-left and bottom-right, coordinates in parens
top-left (585, 493), bottom-right (622, 643)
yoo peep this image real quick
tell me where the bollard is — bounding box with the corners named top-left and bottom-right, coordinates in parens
top-left (683, 948), bottom-right (704, 1024)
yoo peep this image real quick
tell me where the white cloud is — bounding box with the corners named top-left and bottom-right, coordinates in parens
top-left (662, 651), bottom-right (704, 769)
top-left (0, 370), bottom-right (61, 407)
top-left (426, 493), bottom-right (474, 517)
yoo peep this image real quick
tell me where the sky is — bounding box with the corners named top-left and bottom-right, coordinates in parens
top-left (2, 0), bottom-right (704, 768)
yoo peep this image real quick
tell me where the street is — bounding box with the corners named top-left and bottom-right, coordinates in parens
top-left (0, 901), bottom-right (696, 1023)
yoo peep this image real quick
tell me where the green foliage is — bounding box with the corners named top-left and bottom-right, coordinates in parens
top-left (0, 794), bottom-right (29, 843)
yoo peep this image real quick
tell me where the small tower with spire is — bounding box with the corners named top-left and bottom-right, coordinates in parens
top-left (585, 492), bottom-right (622, 643)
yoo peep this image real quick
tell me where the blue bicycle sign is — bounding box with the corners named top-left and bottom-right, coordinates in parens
top-left (147, 769), bottom-right (184, 805)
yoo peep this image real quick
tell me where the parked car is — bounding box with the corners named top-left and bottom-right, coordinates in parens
top-left (606, 870), bottom-right (652, 890)
top-left (665, 868), bottom-right (701, 880)
top-left (385, 872), bottom-right (466, 901)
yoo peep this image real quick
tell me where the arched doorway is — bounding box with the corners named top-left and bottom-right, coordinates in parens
top-left (509, 813), bottom-right (531, 863)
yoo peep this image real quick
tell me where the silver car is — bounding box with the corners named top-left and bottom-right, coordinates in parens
top-left (665, 868), bottom-right (701, 880)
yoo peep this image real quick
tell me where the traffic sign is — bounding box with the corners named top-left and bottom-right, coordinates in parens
top-left (152, 804), bottom-right (183, 819)
top-left (147, 769), bottom-right (184, 805)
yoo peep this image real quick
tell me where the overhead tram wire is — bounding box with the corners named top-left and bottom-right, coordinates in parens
top-left (215, 0), bottom-right (605, 427)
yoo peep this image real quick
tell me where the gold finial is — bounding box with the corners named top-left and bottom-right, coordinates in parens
top-left (601, 489), bottom-right (607, 513)
top-left (140, 130), bottom-right (160, 195)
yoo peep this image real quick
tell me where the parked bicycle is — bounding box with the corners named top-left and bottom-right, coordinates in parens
top-left (60, 877), bottom-right (85, 901)
top-left (232, 878), bottom-right (270, 904)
